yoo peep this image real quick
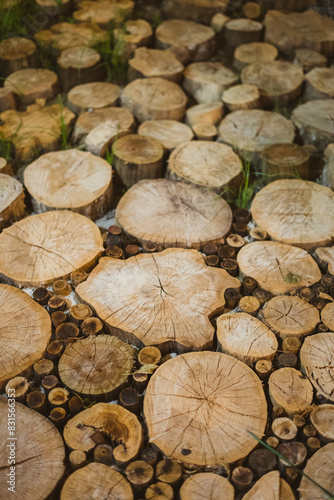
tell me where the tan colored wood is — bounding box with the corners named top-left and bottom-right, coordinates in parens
top-left (237, 241), bottom-right (321, 295)
top-left (0, 210), bottom-right (103, 287)
top-left (0, 399), bottom-right (65, 499)
top-left (5, 68), bottom-right (59, 106)
top-left (138, 120), bottom-right (193, 150)
top-left (69, 450), bottom-right (87, 471)
top-left (269, 367), bottom-right (314, 416)
top-left (186, 102), bottom-right (223, 126)
top-left (272, 417), bottom-right (297, 440)
top-left (74, 107), bottom-right (135, 142)
top-left (0, 37), bottom-right (36, 77)
top-left (262, 295), bottom-right (319, 339)
top-left (299, 443), bottom-right (334, 499)
top-left (144, 351), bottom-right (267, 465)
top-left (321, 302), bottom-right (334, 331)
top-left (24, 150), bottom-right (112, 219)
top-left (217, 312), bottom-right (277, 365)
top-left (61, 462), bottom-right (133, 499)
top-left (224, 19), bottom-right (263, 47)
top-left (67, 82), bottom-right (120, 114)
top-left (57, 46), bottom-right (103, 92)
top-left (0, 87), bottom-right (16, 112)
top-left (5, 376), bottom-right (29, 402)
top-left (234, 42), bottom-right (278, 71)
top-left (129, 47), bottom-right (184, 82)
top-left (162, 0), bottom-right (228, 24)
top-left (222, 84), bottom-right (261, 112)
top-left (145, 482), bottom-right (173, 500)
top-left (63, 402), bottom-right (143, 465)
top-left (211, 12), bottom-right (230, 33)
top-left (310, 405), bottom-right (334, 442)
top-left (125, 460), bottom-right (154, 489)
top-left (243, 470), bottom-right (294, 499)
top-left (73, 0), bottom-right (134, 27)
top-left (243, 2), bottom-right (261, 19)
top-left (294, 48), bottom-right (327, 73)
top-left (315, 246), bottom-right (334, 275)
top-left (251, 179), bottom-right (334, 251)
top-left (300, 332), bottom-right (334, 402)
top-left (260, 143), bottom-right (310, 179)
top-left (114, 19), bottom-right (152, 54)
top-left (305, 68), bottom-right (334, 101)
top-left (138, 346), bottom-right (161, 366)
top-left (156, 20), bottom-right (216, 62)
top-left (183, 62), bottom-right (238, 104)
top-left (34, 22), bottom-right (107, 53)
top-left (0, 174), bottom-right (25, 230)
top-left (238, 296), bottom-right (260, 316)
top-left (167, 140), bottom-right (242, 193)
top-left (292, 99), bottom-right (334, 150)
top-left (180, 472), bottom-right (234, 500)
top-left (76, 248), bottom-right (240, 352)
top-left (192, 123), bottom-right (217, 141)
top-left (84, 119), bottom-right (132, 156)
top-left (115, 179), bottom-right (233, 249)
top-left (121, 77), bottom-right (187, 123)
top-left (156, 459), bottom-right (182, 485)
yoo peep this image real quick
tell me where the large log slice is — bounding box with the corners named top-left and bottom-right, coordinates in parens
top-left (0, 211), bottom-right (104, 287)
top-left (310, 405), bottom-right (334, 442)
top-left (292, 99), bottom-right (334, 150)
top-left (0, 399), bottom-right (65, 500)
top-left (0, 174), bottom-right (25, 230)
top-left (299, 443), bottom-right (334, 500)
top-left (144, 351), bottom-right (267, 465)
top-left (0, 284), bottom-right (51, 386)
top-left (243, 470), bottom-right (294, 500)
top-left (76, 248), bottom-right (240, 353)
top-left (115, 179), bottom-right (233, 249)
top-left (268, 367), bottom-right (313, 416)
top-left (237, 241), bottom-right (321, 295)
top-left (180, 473), bottom-right (234, 500)
top-left (251, 179), bottom-right (334, 251)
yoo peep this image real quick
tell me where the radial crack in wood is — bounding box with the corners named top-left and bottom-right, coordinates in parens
top-left (243, 470), bottom-right (294, 499)
top-left (180, 472), bottom-right (234, 500)
top-left (268, 367), bottom-right (314, 416)
top-left (299, 443), bottom-right (334, 500)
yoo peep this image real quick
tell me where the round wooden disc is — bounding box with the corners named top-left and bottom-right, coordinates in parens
top-left (0, 36), bottom-right (36, 76)
top-left (222, 84), bottom-right (261, 112)
top-left (237, 241), bottom-right (321, 295)
top-left (129, 47), bottom-right (184, 82)
top-left (67, 82), bottom-right (120, 114)
top-left (186, 102), bottom-right (223, 126)
top-left (76, 248), bottom-right (240, 353)
top-left (144, 351), bottom-right (267, 465)
top-left (0, 173), bottom-right (25, 230)
top-left (116, 179), bottom-right (233, 249)
top-left (243, 470), bottom-right (294, 500)
top-left (0, 211), bottom-right (104, 287)
top-left (0, 284), bottom-right (51, 385)
top-left (217, 312), bottom-right (277, 365)
top-left (300, 332), bottom-right (334, 402)
top-left (321, 302), bottom-right (334, 331)
top-left (121, 77), bottom-right (187, 123)
top-left (310, 405), bottom-right (334, 442)
top-left (61, 463), bottom-right (133, 500)
top-left (34, 22), bottom-right (108, 53)
top-left (299, 443), bottom-right (334, 500)
top-left (180, 473), bottom-right (234, 500)
top-left (315, 247), bottom-right (334, 276)
top-left (57, 45), bottom-right (100, 70)
top-left (262, 296), bottom-right (319, 339)
top-left (234, 42), bottom-right (278, 71)
top-left (260, 143), bottom-right (310, 179)
top-left (118, 19), bottom-right (153, 46)
top-left (251, 179), bottom-right (334, 251)
top-left (294, 48), bottom-right (327, 72)
top-left (59, 335), bottom-right (134, 399)
top-left (4, 68), bottom-right (59, 105)
top-left (305, 67), bottom-right (334, 100)
top-left (0, 399), bottom-right (65, 499)
top-left (73, 0), bottom-right (134, 27)
top-left (73, 106), bottom-right (135, 141)
top-left (167, 141), bottom-right (242, 192)
top-left (138, 120), bottom-right (194, 150)
top-left (268, 367), bottom-right (313, 416)
top-left (292, 99), bottom-right (334, 150)
top-left (24, 150), bottom-right (112, 219)
top-left (224, 18), bottom-right (263, 47)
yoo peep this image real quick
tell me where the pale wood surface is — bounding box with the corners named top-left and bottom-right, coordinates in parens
top-left (243, 470), bottom-right (295, 500)
top-left (234, 42), bottom-right (278, 71)
top-left (305, 68), bottom-right (334, 100)
top-left (0, 37), bottom-right (36, 76)
top-left (67, 82), bottom-right (120, 114)
top-left (180, 473), bottom-right (234, 500)
top-left (73, 106), bottom-right (135, 141)
top-left (34, 22), bottom-right (107, 52)
top-left (292, 99), bottom-right (334, 150)
top-left (310, 405), bottom-right (334, 442)
top-left (321, 302), bottom-right (334, 331)
top-left (299, 443), bottom-right (334, 500)
top-left (0, 174), bottom-right (25, 230)
top-left (268, 367), bottom-right (314, 416)
top-left (315, 246), bottom-right (334, 275)
top-left (138, 120), bottom-right (193, 150)
top-left (222, 84), bottom-right (261, 112)
top-left (183, 62), bottom-right (238, 103)
top-left (73, 0), bottom-right (134, 27)
top-left (5, 68), bottom-right (59, 105)
top-left (129, 47), bottom-right (184, 82)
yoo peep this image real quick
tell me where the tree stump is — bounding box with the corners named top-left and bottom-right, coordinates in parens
top-left (237, 241), bottom-right (321, 295)
top-left (128, 47), bottom-right (184, 83)
top-left (218, 110), bottom-right (294, 162)
top-left (162, 0), bottom-right (228, 24)
top-left (5, 68), bottom-right (59, 106)
top-left (0, 284), bottom-right (51, 386)
top-left (224, 19), bottom-right (263, 48)
top-left (63, 402), bottom-right (143, 465)
top-left (192, 123), bottom-right (217, 141)
top-left (57, 46), bottom-right (103, 92)
top-left (292, 99), bottom-right (334, 150)
top-left (299, 443), bottom-right (334, 499)
top-left (67, 82), bottom-right (120, 114)
top-left (251, 179), bottom-right (334, 251)
top-left (76, 248), bottom-right (240, 353)
top-left (112, 134), bottom-right (164, 188)
top-left (186, 102), bottom-right (223, 126)
top-left (0, 399), bottom-right (65, 499)
top-left (300, 332), bottom-right (334, 402)
top-left (144, 351), bottom-right (267, 465)
top-left (293, 48), bottom-right (327, 73)
top-left (167, 141), bottom-right (242, 193)
top-left (233, 42), bottom-right (278, 71)
top-left (0, 174), bottom-right (25, 230)
top-left (260, 143), bottom-right (310, 180)
top-left (243, 470), bottom-right (294, 499)
top-left (222, 84), bottom-right (261, 112)
top-left (0, 37), bottom-right (36, 77)
top-left (59, 335), bottom-right (133, 400)
top-left (155, 20), bottom-right (216, 62)
top-left (180, 473), bottom-right (234, 500)
top-left (261, 296), bottom-right (319, 339)
top-left (268, 367), bottom-right (313, 416)
top-left (310, 405), bottom-right (334, 442)
top-left (61, 462), bottom-right (133, 499)
top-left (241, 61), bottom-right (304, 107)
top-left (24, 149), bottom-right (112, 219)
top-left (121, 78), bottom-right (187, 123)
top-left (115, 179), bottom-right (233, 249)
top-left (73, 106), bottom-right (135, 142)
top-left (138, 120), bottom-right (193, 150)
top-left (114, 19), bottom-right (153, 54)
top-left (73, 0), bottom-right (134, 27)
top-left (0, 211), bottom-right (103, 287)
top-left (183, 62), bottom-right (238, 104)
top-left (264, 10), bottom-right (334, 57)
top-left (216, 312), bottom-right (278, 366)
top-left (304, 68), bottom-right (334, 101)
top-left (34, 22), bottom-right (107, 53)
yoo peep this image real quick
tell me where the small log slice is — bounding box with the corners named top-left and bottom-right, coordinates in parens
top-left (192, 123), bottom-right (217, 141)
top-left (233, 42), bottom-right (278, 71)
top-left (224, 19), bottom-right (263, 47)
top-left (314, 246), bottom-right (334, 275)
top-left (114, 19), bottom-right (153, 53)
top-left (59, 335), bottom-right (134, 400)
top-left (186, 102), bottom-right (223, 126)
top-left (321, 302), bottom-right (334, 331)
top-left (63, 402), bottom-right (143, 465)
top-left (73, 106), bottom-right (135, 142)
top-left (144, 351), bottom-right (267, 465)
top-left (84, 120), bottom-right (132, 157)
top-left (299, 443), bottom-right (334, 500)
top-left (304, 68), bottom-right (334, 101)
top-left (112, 134), bottom-right (164, 188)
top-left (294, 49), bottom-right (327, 73)
top-left (155, 20), bottom-right (216, 62)
top-left (237, 241), bottom-right (321, 295)
top-left (260, 143), bottom-right (310, 180)
top-left (4, 68), bottom-right (59, 106)
top-left (0, 399), bottom-right (65, 499)
top-left (0, 37), bottom-right (36, 77)
top-left (216, 312), bottom-right (278, 365)
top-left (138, 120), bottom-right (194, 150)
top-left (292, 99), bottom-right (334, 150)
top-left (121, 77), bottom-right (187, 123)
top-left (261, 296), bottom-right (319, 339)
top-left (61, 463), bottom-right (133, 500)
top-left (115, 179), bottom-right (233, 249)
top-left (222, 84), bottom-right (261, 112)
top-left (180, 473), bottom-right (234, 500)
top-left (73, 0), bottom-right (134, 27)
top-left (243, 470), bottom-right (294, 500)
top-left (300, 332), bottom-right (334, 402)
top-left (76, 248), bottom-right (240, 353)
top-left (251, 179), bottom-right (334, 251)
top-left (57, 46), bottom-right (103, 92)
top-left (67, 82), bottom-right (120, 114)
top-left (268, 367), bottom-right (314, 416)
top-left (167, 140), bottom-right (242, 193)
top-left (0, 174), bottom-right (25, 230)
top-left (34, 22), bottom-right (107, 53)
top-left (162, 0), bottom-right (228, 24)
top-left (24, 149), bottom-right (112, 220)
top-left (0, 211), bottom-right (104, 287)
top-left (0, 284), bottom-right (51, 386)
top-left (310, 405), bottom-right (334, 442)
top-left (128, 47), bottom-right (184, 82)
